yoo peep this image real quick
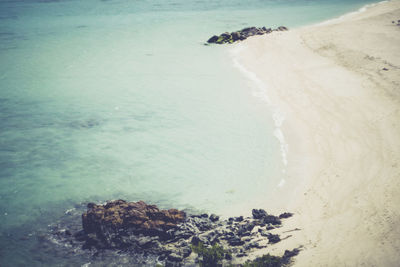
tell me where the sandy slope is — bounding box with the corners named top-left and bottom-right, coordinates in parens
top-left (235, 1), bottom-right (400, 266)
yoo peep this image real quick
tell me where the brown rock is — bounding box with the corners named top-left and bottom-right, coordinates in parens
top-left (82, 200), bottom-right (186, 236)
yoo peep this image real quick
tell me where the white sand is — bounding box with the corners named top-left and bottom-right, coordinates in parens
top-left (235, 1), bottom-right (400, 266)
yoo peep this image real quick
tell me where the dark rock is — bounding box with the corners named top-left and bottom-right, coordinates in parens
top-left (191, 235), bottom-right (208, 246)
top-left (279, 212), bottom-right (293, 219)
top-left (252, 209), bottom-right (268, 219)
top-left (237, 223), bottom-right (255, 237)
top-left (227, 236), bottom-right (244, 246)
top-left (225, 252), bottom-right (232, 260)
top-left (168, 252), bottom-right (183, 262)
top-left (209, 214), bottom-right (219, 222)
top-left (266, 225), bottom-right (275, 230)
top-left (159, 254), bottom-right (167, 261)
top-left (221, 32), bottom-right (231, 38)
top-left (383, 68), bottom-right (389, 71)
top-left (267, 234), bottom-right (281, 244)
top-left (258, 229), bottom-right (269, 237)
top-left (241, 27), bottom-right (258, 35)
top-left (192, 217), bottom-right (213, 231)
top-left (206, 232), bottom-right (219, 244)
top-left (165, 260), bottom-right (182, 267)
top-left (207, 35), bottom-right (219, 43)
top-left (277, 26), bottom-right (289, 31)
top-left (182, 246), bottom-right (192, 258)
top-left (83, 233), bottom-right (104, 249)
top-left (244, 241), bottom-right (260, 250)
top-left (283, 248), bottom-right (300, 259)
top-left (55, 200), bottom-right (299, 266)
top-left (215, 32), bottom-right (233, 44)
top-left (263, 215), bottom-right (281, 225)
top-left (137, 236), bottom-right (157, 248)
top-left (191, 235), bottom-right (201, 245)
top-left (231, 31), bottom-right (241, 41)
top-left (170, 229), bottom-right (193, 241)
top-left (221, 231), bottom-right (234, 239)
top-left (206, 25), bottom-right (289, 45)
top-left (235, 216), bottom-right (244, 222)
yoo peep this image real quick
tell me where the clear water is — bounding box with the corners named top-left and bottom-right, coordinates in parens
top-left (0, 0), bottom-right (379, 265)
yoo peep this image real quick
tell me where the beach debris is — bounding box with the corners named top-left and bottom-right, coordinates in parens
top-left (47, 200), bottom-right (298, 266)
top-left (206, 26), bottom-right (288, 45)
top-left (391, 20), bottom-right (400, 26)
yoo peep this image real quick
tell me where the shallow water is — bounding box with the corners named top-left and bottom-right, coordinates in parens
top-left (0, 0), bottom-right (379, 265)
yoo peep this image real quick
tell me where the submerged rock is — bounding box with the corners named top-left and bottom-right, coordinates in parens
top-left (276, 26), bottom-right (289, 31)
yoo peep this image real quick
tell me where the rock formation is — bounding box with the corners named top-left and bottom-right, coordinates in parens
top-left (206, 26), bottom-right (288, 44)
top-left (49, 200), bottom-right (298, 266)
top-left (81, 200), bottom-right (185, 248)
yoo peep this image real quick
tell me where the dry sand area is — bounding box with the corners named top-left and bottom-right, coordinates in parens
top-left (236, 0), bottom-right (400, 266)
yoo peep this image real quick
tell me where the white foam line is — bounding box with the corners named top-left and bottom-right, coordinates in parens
top-left (230, 44), bottom-right (288, 188)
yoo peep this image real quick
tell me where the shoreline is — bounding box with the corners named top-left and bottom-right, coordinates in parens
top-left (234, 0), bottom-right (400, 265)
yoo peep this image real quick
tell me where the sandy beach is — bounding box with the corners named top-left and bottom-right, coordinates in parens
top-left (235, 1), bottom-right (400, 266)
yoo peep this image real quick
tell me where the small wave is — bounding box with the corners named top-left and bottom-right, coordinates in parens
top-left (64, 208), bottom-right (76, 215)
top-left (230, 45), bottom-right (289, 179)
top-left (316, 1), bottom-right (388, 26)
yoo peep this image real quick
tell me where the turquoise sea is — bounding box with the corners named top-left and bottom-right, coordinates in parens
top-left (0, 0), bottom-right (379, 265)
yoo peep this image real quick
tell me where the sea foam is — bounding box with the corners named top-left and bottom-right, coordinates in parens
top-left (230, 44), bottom-right (288, 187)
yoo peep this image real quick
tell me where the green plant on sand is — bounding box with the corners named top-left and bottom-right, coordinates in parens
top-left (243, 254), bottom-right (284, 267)
top-left (191, 242), bottom-right (230, 267)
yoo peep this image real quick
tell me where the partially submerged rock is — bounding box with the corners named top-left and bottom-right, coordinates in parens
top-left (207, 26), bottom-right (288, 45)
top-left (81, 200), bottom-right (185, 248)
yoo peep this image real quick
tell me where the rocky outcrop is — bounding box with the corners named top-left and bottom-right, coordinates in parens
top-left (49, 200), bottom-right (298, 266)
top-left (81, 200), bottom-right (185, 248)
top-left (206, 26), bottom-right (288, 45)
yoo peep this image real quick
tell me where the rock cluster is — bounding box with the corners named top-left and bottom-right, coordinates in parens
top-left (70, 200), bottom-right (296, 266)
top-left (207, 26), bottom-right (288, 44)
top-left (81, 200), bottom-right (186, 248)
